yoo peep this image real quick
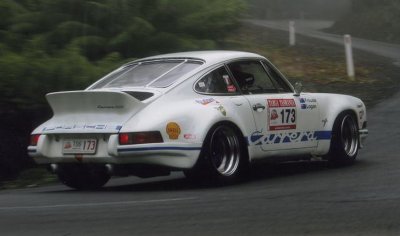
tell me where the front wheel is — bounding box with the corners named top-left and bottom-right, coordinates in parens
top-left (327, 112), bottom-right (359, 166)
top-left (57, 164), bottom-right (110, 190)
top-left (184, 125), bottom-right (248, 183)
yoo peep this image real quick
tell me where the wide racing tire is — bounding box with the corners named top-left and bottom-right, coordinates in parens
top-left (184, 124), bottom-right (249, 184)
top-left (327, 112), bottom-right (359, 166)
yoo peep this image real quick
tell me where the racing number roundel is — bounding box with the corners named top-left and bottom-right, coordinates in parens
top-left (267, 99), bottom-right (297, 131)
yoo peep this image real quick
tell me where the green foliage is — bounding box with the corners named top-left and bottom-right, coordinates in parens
top-left (109, 17), bottom-right (156, 57)
top-left (0, 0), bottom-right (26, 29)
top-left (0, 0), bottom-right (245, 182)
top-left (0, 0), bottom-right (246, 110)
top-left (0, 48), bottom-right (101, 108)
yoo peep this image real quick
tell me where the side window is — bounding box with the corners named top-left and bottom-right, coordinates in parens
top-left (228, 61), bottom-right (277, 94)
top-left (195, 66), bottom-right (237, 94)
top-left (262, 61), bottom-right (293, 93)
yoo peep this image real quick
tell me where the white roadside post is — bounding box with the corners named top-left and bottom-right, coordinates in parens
top-left (289, 21), bottom-right (296, 46)
top-left (344, 34), bottom-right (355, 78)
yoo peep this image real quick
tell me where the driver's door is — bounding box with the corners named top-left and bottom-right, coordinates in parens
top-left (227, 60), bottom-right (320, 152)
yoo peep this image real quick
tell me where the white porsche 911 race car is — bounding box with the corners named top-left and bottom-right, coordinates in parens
top-left (28, 51), bottom-right (368, 189)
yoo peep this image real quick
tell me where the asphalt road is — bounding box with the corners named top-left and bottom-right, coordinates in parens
top-left (245, 19), bottom-right (400, 62)
top-left (1, 23), bottom-right (400, 236)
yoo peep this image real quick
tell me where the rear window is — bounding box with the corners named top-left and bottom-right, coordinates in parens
top-left (91, 60), bottom-right (202, 89)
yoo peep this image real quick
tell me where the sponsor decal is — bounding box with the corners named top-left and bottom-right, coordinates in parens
top-left (299, 97), bottom-right (317, 110)
top-left (227, 85), bottom-right (237, 92)
top-left (97, 105), bottom-right (124, 109)
top-left (215, 105), bottom-right (227, 116)
top-left (196, 98), bottom-right (215, 105)
top-left (270, 109), bottom-right (279, 120)
top-left (306, 98), bottom-right (316, 103)
top-left (166, 122), bottom-right (181, 140)
top-left (184, 134), bottom-right (197, 140)
top-left (267, 99), bottom-right (297, 131)
top-left (248, 130), bottom-right (331, 146)
top-left (223, 75), bottom-right (237, 92)
top-left (95, 125), bottom-right (107, 129)
top-left (301, 104), bottom-right (317, 110)
top-left (249, 130), bottom-right (264, 145)
top-left (322, 118), bottom-right (328, 127)
top-left (268, 99), bottom-right (296, 108)
top-left (43, 124), bottom-right (121, 131)
top-left (64, 142), bottom-right (72, 149)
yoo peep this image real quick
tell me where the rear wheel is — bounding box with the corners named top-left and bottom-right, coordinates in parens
top-left (57, 164), bottom-right (110, 190)
top-left (184, 125), bottom-right (248, 184)
top-left (328, 112), bottom-right (359, 166)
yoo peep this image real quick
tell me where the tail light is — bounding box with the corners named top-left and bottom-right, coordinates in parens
top-left (119, 132), bottom-right (163, 145)
top-left (30, 134), bottom-right (41, 146)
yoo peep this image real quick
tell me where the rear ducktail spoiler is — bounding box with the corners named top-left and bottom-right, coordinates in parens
top-left (42, 90), bottom-right (144, 133)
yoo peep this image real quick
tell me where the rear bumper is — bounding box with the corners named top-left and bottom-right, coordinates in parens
top-left (28, 134), bottom-right (202, 169)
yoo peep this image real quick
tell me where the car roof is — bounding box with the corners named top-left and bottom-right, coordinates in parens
top-left (132, 50), bottom-right (266, 66)
top-left (91, 51), bottom-right (270, 92)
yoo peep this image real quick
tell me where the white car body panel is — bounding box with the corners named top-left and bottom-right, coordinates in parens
top-left (28, 51), bottom-right (368, 172)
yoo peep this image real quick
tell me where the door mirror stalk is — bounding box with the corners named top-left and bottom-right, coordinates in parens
top-left (294, 82), bottom-right (303, 96)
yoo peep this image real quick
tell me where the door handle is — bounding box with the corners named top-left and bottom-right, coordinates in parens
top-left (252, 103), bottom-right (266, 112)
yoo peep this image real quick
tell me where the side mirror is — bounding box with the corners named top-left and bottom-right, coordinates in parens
top-left (294, 82), bottom-right (303, 96)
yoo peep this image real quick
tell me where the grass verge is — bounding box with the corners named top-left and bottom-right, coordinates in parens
top-left (0, 167), bottom-right (56, 190)
top-left (223, 23), bottom-right (400, 108)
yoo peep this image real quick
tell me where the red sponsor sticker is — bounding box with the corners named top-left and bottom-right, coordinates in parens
top-left (227, 85), bottom-right (237, 92)
top-left (184, 134), bottom-right (196, 140)
top-left (267, 99), bottom-right (296, 108)
top-left (269, 124), bottom-right (297, 131)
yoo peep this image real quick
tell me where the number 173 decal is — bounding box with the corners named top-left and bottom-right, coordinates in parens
top-left (267, 99), bottom-right (297, 131)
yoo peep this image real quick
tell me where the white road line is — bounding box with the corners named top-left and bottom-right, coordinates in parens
top-left (0, 197), bottom-right (197, 211)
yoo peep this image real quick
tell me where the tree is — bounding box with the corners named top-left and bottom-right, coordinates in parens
top-left (0, 0), bottom-right (246, 181)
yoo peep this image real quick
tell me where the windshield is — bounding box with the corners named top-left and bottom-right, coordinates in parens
top-left (90, 60), bottom-right (202, 89)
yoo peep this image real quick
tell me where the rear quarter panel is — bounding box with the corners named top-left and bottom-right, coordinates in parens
top-left (120, 80), bottom-right (256, 148)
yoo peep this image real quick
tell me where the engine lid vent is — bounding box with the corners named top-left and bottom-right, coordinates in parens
top-left (123, 91), bottom-right (154, 101)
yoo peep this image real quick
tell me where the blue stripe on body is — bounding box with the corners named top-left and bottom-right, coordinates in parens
top-left (315, 131), bottom-right (332, 140)
top-left (118, 146), bottom-right (202, 153)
